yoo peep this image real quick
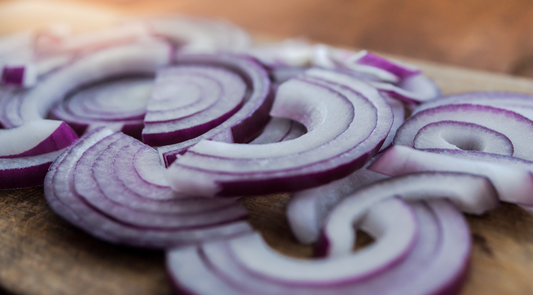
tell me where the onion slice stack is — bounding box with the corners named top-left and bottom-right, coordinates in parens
top-left (165, 69), bottom-right (393, 196)
top-left (44, 128), bottom-right (252, 248)
top-left (0, 119), bottom-right (78, 189)
top-left (157, 54), bottom-right (275, 167)
top-left (167, 198), bottom-right (471, 295)
top-left (289, 171), bottom-right (498, 246)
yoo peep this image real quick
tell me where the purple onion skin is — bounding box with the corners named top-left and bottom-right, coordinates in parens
top-left (0, 122), bottom-right (78, 159)
top-left (0, 162), bottom-right (51, 190)
top-left (161, 83), bottom-right (275, 167)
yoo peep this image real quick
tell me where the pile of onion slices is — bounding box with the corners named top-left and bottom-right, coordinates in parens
top-left (2, 15), bottom-right (531, 295)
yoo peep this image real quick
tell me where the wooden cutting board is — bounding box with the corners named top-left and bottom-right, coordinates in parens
top-left (2, 49), bottom-right (533, 295)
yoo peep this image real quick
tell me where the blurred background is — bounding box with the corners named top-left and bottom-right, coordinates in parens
top-left (1, 0), bottom-right (533, 77)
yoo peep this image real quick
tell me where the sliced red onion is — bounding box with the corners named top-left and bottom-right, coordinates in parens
top-left (249, 117), bottom-right (307, 144)
top-left (394, 104), bottom-right (533, 160)
top-left (167, 199), bottom-right (469, 295)
top-left (167, 198), bottom-right (419, 293)
top-left (49, 76), bottom-right (153, 139)
top-left (142, 65), bottom-right (246, 146)
top-left (0, 148), bottom-right (64, 190)
top-left (44, 127), bottom-right (251, 248)
top-left (369, 145), bottom-right (533, 204)
top-left (146, 15), bottom-right (251, 53)
top-left (72, 132), bottom-right (248, 228)
top-left (413, 120), bottom-right (514, 155)
top-left (0, 119), bottom-right (77, 158)
top-left (8, 39), bottom-right (171, 129)
top-left (321, 171), bottom-right (497, 255)
top-left (287, 163), bottom-right (388, 244)
top-left (166, 69), bottom-right (392, 196)
top-left (157, 54), bottom-right (274, 167)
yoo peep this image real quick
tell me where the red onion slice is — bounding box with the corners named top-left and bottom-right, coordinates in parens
top-left (166, 70), bottom-right (392, 196)
top-left (413, 120), bottom-right (514, 155)
top-left (12, 39), bottom-right (172, 128)
top-left (167, 198), bottom-right (418, 291)
top-left (157, 54), bottom-right (274, 167)
top-left (0, 120), bottom-right (77, 158)
top-left (167, 199), bottom-right (469, 295)
top-left (142, 65), bottom-right (246, 146)
top-left (370, 145), bottom-right (533, 204)
top-left (44, 128), bottom-right (252, 248)
top-left (234, 198), bottom-right (416, 282)
top-left (72, 133), bottom-right (248, 229)
top-left (394, 104), bottom-right (533, 160)
top-left (321, 171), bottom-right (497, 257)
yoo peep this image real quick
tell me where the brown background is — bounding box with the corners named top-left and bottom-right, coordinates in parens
top-left (86, 0), bottom-right (533, 77)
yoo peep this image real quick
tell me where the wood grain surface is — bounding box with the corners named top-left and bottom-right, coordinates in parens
top-left (1, 53), bottom-right (533, 295)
